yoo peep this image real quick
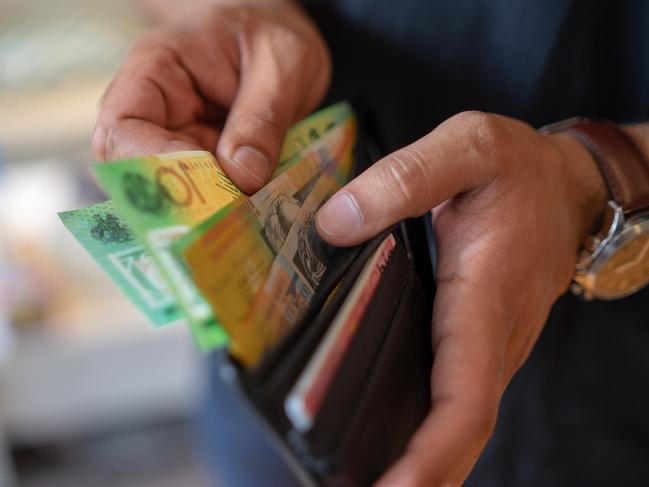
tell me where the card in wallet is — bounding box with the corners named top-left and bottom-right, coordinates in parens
top-left (217, 111), bottom-right (437, 487)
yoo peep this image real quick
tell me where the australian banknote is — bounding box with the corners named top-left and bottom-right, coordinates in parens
top-left (183, 115), bottom-right (356, 365)
top-left (58, 201), bottom-right (182, 326)
top-left (240, 172), bottom-right (342, 365)
top-left (92, 150), bottom-right (239, 348)
top-left (61, 102), bottom-right (355, 350)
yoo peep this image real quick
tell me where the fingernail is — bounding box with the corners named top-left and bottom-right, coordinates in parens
top-left (230, 146), bottom-right (271, 184)
top-left (317, 191), bottom-right (363, 238)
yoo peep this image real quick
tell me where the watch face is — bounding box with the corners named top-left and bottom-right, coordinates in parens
top-left (593, 226), bottom-right (649, 300)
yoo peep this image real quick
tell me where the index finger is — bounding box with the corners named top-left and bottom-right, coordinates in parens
top-left (316, 111), bottom-right (505, 247)
top-left (92, 35), bottom-right (229, 161)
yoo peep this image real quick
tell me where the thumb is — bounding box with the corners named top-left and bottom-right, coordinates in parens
top-left (216, 37), bottom-right (310, 194)
top-left (316, 112), bottom-right (498, 246)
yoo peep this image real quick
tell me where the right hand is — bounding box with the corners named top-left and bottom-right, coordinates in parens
top-left (93, 0), bottom-right (331, 193)
top-left (315, 111), bottom-right (607, 486)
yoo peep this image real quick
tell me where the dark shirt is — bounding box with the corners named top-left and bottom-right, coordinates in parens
top-left (300, 1), bottom-right (649, 485)
top-left (304, 0), bottom-right (649, 149)
top-left (204, 2), bottom-right (649, 486)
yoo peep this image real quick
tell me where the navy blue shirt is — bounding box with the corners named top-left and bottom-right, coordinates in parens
top-left (300, 1), bottom-right (649, 485)
top-left (304, 0), bottom-right (649, 148)
top-left (204, 2), bottom-right (649, 486)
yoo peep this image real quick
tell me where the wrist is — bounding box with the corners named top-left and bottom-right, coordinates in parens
top-left (548, 132), bottom-right (608, 248)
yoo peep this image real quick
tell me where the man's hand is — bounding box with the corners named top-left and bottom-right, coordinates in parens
top-left (93, 0), bottom-right (330, 193)
top-left (316, 111), bottom-right (608, 486)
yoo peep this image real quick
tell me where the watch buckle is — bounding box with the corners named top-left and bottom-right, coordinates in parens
top-left (572, 201), bottom-right (626, 300)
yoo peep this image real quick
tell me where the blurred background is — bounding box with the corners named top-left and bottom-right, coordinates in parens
top-left (0, 1), bottom-right (212, 485)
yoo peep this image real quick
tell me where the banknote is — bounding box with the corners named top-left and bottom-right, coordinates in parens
top-left (275, 101), bottom-right (353, 170)
top-left (58, 201), bottom-right (182, 326)
top-left (92, 151), bottom-right (239, 348)
top-left (60, 102), bottom-right (355, 351)
top-left (181, 163), bottom-right (322, 359)
top-left (241, 172), bottom-right (343, 365)
top-left (171, 101), bottom-right (355, 261)
top-left (184, 116), bottom-right (357, 365)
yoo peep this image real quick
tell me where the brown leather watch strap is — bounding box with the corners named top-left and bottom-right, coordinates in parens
top-left (558, 119), bottom-right (649, 214)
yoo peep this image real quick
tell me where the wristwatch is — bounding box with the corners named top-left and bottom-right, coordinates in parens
top-left (541, 118), bottom-right (649, 300)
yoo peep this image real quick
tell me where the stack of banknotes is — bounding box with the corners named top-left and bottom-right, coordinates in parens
top-left (59, 102), bottom-right (356, 367)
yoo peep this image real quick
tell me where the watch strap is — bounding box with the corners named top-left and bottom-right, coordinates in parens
top-left (554, 119), bottom-right (649, 214)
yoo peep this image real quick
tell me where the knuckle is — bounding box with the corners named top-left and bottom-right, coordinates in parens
top-left (447, 111), bottom-right (513, 175)
top-left (456, 110), bottom-right (507, 151)
top-left (125, 38), bottom-right (180, 82)
top-left (139, 47), bottom-right (177, 77)
top-left (91, 126), bottom-right (107, 160)
top-left (98, 121), bottom-right (130, 161)
top-left (265, 26), bottom-right (313, 70)
top-left (381, 147), bottom-right (431, 214)
top-left (231, 110), bottom-right (284, 142)
top-left (270, 23), bottom-right (304, 47)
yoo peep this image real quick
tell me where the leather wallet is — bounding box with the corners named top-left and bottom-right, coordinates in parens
top-left (217, 111), bottom-right (437, 486)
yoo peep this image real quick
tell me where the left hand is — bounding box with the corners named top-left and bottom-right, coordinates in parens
top-left (92, 0), bottom-right (330, 193)
top-left (315, 111), bottom-right (606, 486)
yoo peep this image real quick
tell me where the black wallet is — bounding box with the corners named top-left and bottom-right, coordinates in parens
top-left (217, 113), bottom-right (437, 487)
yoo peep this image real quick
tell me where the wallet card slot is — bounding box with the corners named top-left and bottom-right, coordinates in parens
top-left (297, 236), bottom-right (411, 456)
top-left (284, 234), bottom-right (399, 433)
top-left (318, 266), bottom-right (431, 486)
top-left (244, 229), bottom-right (397, 428)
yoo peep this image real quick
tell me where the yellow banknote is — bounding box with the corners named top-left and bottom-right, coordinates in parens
top-left (185, 116), bottom-right (356, 366)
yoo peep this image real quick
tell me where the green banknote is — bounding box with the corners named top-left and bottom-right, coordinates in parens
top-left (92, 151), bottom-right (237, 350)
top-left (58, 201), bottom-right (182, 326)
top-left (61, 102), bottom-right (354, 352)
top-left (275, 101), bottom-right (353, 169)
